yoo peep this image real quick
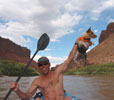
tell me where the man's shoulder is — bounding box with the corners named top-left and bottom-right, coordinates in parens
top-left (33, 76), bottom-right (41, 83)
top-left (51, 64), bottom-right (65, 74)
top-left (51, 64), bottom-right (60, 71)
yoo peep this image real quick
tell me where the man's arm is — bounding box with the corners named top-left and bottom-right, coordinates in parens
top-left (56, 40), bottom-right (78, 73)
top-left (10, 79), bottom-right (38, 99)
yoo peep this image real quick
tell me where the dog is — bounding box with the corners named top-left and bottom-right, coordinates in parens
top-left (73, 27), bottom-right (97, 66)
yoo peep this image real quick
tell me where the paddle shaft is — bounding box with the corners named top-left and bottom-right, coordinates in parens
top-left (4, 49), bottom-right (39, 100)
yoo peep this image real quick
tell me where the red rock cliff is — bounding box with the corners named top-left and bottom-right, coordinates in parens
top-left (0, 37), bottom-right (30, 59)
top-left (87, 22), bottom-right (114, 64)
top-left (99, 22), bottom-right (114, 43)
top-left (0, 37), bottom-right (39, 71)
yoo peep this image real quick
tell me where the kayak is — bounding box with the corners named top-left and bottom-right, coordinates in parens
top-left (31, 91), bottom-right (80, 100)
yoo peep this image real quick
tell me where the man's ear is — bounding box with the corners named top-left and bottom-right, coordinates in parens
top-left (87, 27), bottom-right (91, 32)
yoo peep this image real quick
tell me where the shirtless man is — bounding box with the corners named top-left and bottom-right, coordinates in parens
top-left (10, 39), bottom-right (78, 100)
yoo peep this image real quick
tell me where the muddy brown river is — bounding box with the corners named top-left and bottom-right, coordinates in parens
top-left (0, 75), bottom-right (114, 100)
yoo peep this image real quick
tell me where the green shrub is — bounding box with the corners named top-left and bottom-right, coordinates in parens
top-left (64, 63), bottom-right (114, 75)
top-left (0, 60), bottom-right (40, 76)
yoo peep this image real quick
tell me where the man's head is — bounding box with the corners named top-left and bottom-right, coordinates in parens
top-left (37, 57), bottom-right (50, 75)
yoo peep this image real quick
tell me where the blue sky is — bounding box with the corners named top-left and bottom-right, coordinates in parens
top-left (0, 0), bottom-right (114, 67)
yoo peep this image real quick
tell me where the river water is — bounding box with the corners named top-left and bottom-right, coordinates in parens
top-left (0, 75), bottom-right (114, 100)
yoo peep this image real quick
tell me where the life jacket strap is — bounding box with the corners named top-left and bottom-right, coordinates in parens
top-left (78, 36), bottom-right (90, 42)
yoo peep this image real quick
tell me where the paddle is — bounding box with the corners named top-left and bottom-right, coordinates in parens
top-left (4, 33), bottom-right (50, 100)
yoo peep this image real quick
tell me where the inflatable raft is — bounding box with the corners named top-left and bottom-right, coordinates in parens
top-left (31, 91), bottom-right (79, 100)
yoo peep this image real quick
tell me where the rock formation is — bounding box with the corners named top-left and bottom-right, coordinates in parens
top-left (87, 34), bottom-right (114, 64)
top-left (0, 37), bottom-right (39, 71)
top-left (99, 22), bottom-right (114, 43)
top-left (87, 22), bottom-right (114, 64)
top-left (0, 37), bottom-right (30, 59)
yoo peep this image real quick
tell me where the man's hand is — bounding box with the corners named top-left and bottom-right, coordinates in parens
top-left (10, 82), bottom-right (19, 92)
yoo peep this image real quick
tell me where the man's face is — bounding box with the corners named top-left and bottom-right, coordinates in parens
top-left (38, 61), bottom-right (50, 75)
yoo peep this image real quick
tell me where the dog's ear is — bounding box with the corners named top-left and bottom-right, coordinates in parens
top-left (87, 27), bottom-right (91, 32)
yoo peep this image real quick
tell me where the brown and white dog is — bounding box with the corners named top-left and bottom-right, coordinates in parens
top-left (73, 27), bottom-right (97, 65)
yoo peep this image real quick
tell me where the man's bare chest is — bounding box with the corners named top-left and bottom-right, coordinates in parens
top-left (39, 73), bottom-right (61, 89)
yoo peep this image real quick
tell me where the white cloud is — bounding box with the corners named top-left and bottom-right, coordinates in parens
top-left (78, 28), bottom-right (83, 32)
top-left (65, 0), bottom-right (100, 12)
top-left (108, 19), bottom-right (114, 23)
top-left (0, 0), bottom-right (82, 45)
top-left (65, 0), bottom-right (114, 20)
top-left (94, 30), bottom-right (98, 33)
top-left (31, 54), bottom-right (66, 67)
top-left (45, 48), bottom-right (52, 52)
top-left (0, 0), bottom-right (114, 46)
top-left (51, 13), bottom-right (82, 28)
top-left (47, 56), bottom-right (66, 62)
top-left (91, 0), bottom-right (114, 20)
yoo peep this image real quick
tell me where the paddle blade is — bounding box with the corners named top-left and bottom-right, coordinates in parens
top-left (37, 33), bottom-right (50, 50)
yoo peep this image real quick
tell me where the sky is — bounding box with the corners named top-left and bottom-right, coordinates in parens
top-left (0, 0), bottom-right (114, 67)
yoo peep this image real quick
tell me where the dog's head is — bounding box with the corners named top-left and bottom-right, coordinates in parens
top-left (82, 27), bottom-right (97, 38)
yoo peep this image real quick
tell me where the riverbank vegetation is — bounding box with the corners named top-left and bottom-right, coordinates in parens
top-left (64, 63), bottom-right (114, 75)
top-left (1, 60), bottom-right (114, 76)
top-left (0, 60), bottom-right (40, 76)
